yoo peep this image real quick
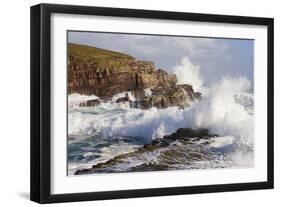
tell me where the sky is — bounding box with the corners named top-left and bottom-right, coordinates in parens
top-left (68, 31), bottom-right (253, 88)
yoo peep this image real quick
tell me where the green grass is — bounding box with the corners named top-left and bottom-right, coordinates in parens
top-left (68, 43), bottom-right (134, 60)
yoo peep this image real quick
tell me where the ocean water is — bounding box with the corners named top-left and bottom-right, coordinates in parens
top-left (67, 77), bottom-right (254, 175)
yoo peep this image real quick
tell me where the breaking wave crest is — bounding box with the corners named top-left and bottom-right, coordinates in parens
top-left (68, 76), bottom-right (254, 147)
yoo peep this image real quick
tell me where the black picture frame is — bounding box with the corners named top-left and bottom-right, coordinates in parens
top-left (30, 3), bottom-right (274, 204)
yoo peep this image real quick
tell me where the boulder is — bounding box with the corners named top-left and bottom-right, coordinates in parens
top-left (140, 85), bottom-right (199, 109)
top-left (163, 128), bottom-right (218, 140)
top-left (79, 99), bottom-right (101, 107)
top-left (116, 96), bottom-right (129, 103)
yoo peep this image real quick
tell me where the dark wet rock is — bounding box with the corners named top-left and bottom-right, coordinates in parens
top-left (112, 85), bottom-right (201, 109)
top-left (140, 85), bottom-right (199, 109)
top-left (75, 168), bottom-right (93, 175)
top-left (74, 128), bottom-right (220, 175)
top-left (79, 99), bottom-right (101, 107)
top-left (116, 95), bottom-right (130, 103)
top-left (127, 162), bottom-right (170, 172)
top-left (163, 128), bottom-right (218, 140)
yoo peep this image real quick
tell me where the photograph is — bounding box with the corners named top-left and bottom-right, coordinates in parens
top-left (29, 3), bottom-right (274, 203)
top-left (67, 31), bottom-right (255, 175)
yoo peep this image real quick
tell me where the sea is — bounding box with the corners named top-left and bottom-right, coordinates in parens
top-left (67, 77), bottom-right (254, 175)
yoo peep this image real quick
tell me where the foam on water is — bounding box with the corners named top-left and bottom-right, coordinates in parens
top-left (143, 88), bottom-right (152, 96)
top-left (67, 61), bottom-right (254, 174)
top-left (68, 76), bottom-right (254, 147)
top-left (68, 134), bottom-right (143, 175)
top-left (68, 93), bottom-right (100, 108)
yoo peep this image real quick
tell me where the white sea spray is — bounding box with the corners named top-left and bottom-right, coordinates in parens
top-left (68, 76), bottom-right (254, 147)
top-left (68, 60), bottom-right (254, 173)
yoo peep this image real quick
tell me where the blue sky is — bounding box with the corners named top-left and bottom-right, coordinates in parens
top-left (68, 31), bottom-right (253, 87)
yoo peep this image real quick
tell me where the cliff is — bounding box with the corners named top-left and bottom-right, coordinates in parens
top-left (68, 43), bottom-right (177, 99)
top-left (67, 43), bottom-right (200, 108)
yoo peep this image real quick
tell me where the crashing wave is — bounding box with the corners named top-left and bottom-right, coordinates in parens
top-left (68, 75), bottom-right (254, 175)
top-left (68, 77), bottom-right (254, 144)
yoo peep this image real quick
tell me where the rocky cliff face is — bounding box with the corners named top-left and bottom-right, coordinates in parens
top-left (68, 43), bottom-right (200, 108)
top-left (68, 43), bottom-right (177, 98)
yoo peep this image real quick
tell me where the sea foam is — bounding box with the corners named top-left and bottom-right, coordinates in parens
top-left (68, 76), bottom-right (254, 148)
top-left (68, 93), bottom-right (100, 108)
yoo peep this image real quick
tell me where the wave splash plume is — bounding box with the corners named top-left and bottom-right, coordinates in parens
top-left (68, 75), bottom-right (254, 175)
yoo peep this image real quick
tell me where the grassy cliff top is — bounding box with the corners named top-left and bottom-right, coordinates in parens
top-left (68, 43), bottom-right (135, 60)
